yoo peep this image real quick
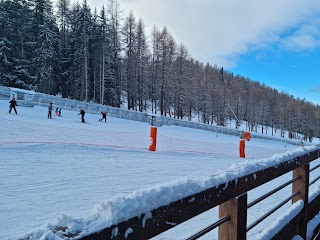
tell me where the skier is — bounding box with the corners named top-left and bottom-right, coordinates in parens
top-left (99, 111), bottom-right (107, 122)
top-left (48, 103), bottom-right (53, 119)
top-left (55, 108), bottom-right (59, 116)
top-left (58, 108), bottom-right (62, 116)
top-left (78, 109), bottom-right (86, 123)
top-left (9, 97), bottom-right (18, 114)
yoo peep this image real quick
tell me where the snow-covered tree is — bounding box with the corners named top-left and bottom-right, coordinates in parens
top-left (0, 0), bottom-right (35, 88)
top-left (35, 23), bottom-right (58, 94)
top-left (56, 0), bottom-right (71, 97)
top-left (69, 0), bottom-right (92, 101)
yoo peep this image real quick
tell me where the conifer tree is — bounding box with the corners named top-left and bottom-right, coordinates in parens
top-left (70, 0), bottom-right (92, 101)
top-left (1, 0), bottom-right (35, 88)
top-left (0, 2), bottom-right (12, 84)
top-left (32, 0), bottom-right (60, 94)
top-left (56, 0), bottom-right (71, 97)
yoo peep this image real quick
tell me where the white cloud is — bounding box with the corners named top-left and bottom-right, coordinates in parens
top-left (282, 34), bottom-right (320, 51)
top-left (85, 0), bottom-right (320, 67)
top-left (280, 22), bottom-right (320, 51)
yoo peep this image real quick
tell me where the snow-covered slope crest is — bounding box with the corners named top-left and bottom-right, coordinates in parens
top-left (20, 146), bottom-right (318, 239)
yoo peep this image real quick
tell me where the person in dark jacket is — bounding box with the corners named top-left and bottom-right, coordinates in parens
top-left (99, 111), bottom-right (107, 122)
top-left (9, 98), bottom-right (18, 114)
top-left (78, 109), bottom-right (86, 123)
top-left (48, 103), bottom-right (53, 119)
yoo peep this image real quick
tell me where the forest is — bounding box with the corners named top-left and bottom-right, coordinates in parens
top-left (1, 0), bottom-right (320, 141)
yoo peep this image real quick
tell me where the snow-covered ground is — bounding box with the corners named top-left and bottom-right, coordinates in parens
top-left (0, 99), bottom-right (319, 240)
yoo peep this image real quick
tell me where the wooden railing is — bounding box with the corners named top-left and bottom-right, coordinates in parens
top-left (59, 148), bottom-right (320, 240)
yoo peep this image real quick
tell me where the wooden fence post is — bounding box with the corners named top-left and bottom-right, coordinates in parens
top-left (292, 164), bottom-right (309, 238)
top-left (218, 193), bottom-right (247, 240)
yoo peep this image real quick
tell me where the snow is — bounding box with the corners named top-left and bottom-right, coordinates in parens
top-left (0, 99), bottom-right (320, 240)
top-left (307, 212), bottom-right (320, 240)
top-left (255, 200), bottom-right (304, 240)
top-left (309, 181), bottom-right (320, 203)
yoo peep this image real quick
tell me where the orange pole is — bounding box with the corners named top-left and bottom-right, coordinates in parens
top-left (149, 127), bottom-right (157, 151)
top-left (240, 139), bottom-right (245, 158)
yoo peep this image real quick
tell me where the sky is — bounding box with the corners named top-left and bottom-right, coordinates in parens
top-left (1, 94), bottom-right (320, 239)
top-left (83, 0), bottom-right (320, 104)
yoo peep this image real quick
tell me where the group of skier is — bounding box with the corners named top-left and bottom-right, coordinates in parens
top-left (77, 109), bottom-right (107, 123)
top-left (8, 98), bottom-right (107, 123)
top-left (47, 103), bottom-right (62, 119)
top-left (47, 103), bottom-right (107, 123)
top-left (75, 109), bottom-right (107, 123)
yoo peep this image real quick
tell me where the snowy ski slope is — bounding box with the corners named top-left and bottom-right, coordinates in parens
top-left (0, 99), bottom-right (319, 240)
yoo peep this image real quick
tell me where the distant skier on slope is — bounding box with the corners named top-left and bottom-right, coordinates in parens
top-left (99, 111), bottom-right (107, 122)
top-left (78, 109), bottom-right (86, 123)
top-left (9, 97), bottom-right (18, 114)
top-left (48, 103), bottom-right (53, 119)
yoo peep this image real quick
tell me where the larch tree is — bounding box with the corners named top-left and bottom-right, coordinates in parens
top-left (150, 25), bottom-right (161, 114)
top-left (122, 10), bottom-right (137, 110)
top-left (172, 43), bottom-right (189, 119)
top-left (159, 27), bottom-right (176, 116)
top-left (135, 18), bottom-right (149, 112)
top-left (106, 0), bottom-right (122, 107)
